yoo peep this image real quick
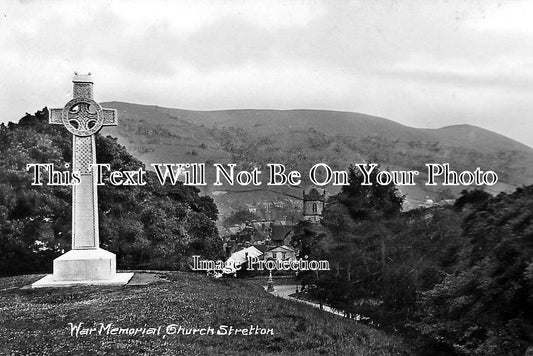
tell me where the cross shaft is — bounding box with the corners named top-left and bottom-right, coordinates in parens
top-left (48, 74), bottom-right (117, 250)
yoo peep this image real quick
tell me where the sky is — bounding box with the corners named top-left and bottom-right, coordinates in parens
top-left (1, 0), bottom-right (533, 148)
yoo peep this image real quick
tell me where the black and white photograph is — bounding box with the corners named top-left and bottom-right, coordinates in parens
top-left (1, 1), bottom-right (533, 355)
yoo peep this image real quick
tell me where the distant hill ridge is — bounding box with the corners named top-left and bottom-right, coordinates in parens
top-left (103, 101), bottom-right (532, 153)
top-left (100, 101), bottom-right (533, 206)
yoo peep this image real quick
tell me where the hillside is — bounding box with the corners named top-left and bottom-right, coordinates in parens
top-left (100, 102), bottom-right (533, 209)
top-left (0, 272), bottom-right (409, 355)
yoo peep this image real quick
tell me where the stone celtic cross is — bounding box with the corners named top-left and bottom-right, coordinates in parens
top-left (33, 73), bottom-right (133, 287)
top-left (49, 73), bottom-right (117, 250)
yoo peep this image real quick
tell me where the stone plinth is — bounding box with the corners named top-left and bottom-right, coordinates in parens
top-left (32, 249), bottom-right (133, 288)
top-left (55, 248), bottom-right (116, 280)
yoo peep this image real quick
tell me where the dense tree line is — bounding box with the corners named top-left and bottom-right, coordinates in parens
top-left (416, 186), bottom-right (533, 355)
top-left (296, 163), bottom-right (532, 355)
top-left (0, 109), bottom-right (223, 276)
top-left (222, 209), bottom-right (260, 227)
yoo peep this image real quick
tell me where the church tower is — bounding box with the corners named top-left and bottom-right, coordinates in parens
top-left (303, 186), bottom-right (326, 223)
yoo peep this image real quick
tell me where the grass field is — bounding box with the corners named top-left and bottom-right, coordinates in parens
top-left (0, 272), bottom-right (409, 355)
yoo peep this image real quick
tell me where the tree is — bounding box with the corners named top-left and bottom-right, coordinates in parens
top-left (316, 163), bottom-right (406, 314)
top-left (334, 163), bottom-right (405, 221)
top-left (417, 186), bottom-right (533, 355)
top-left (454, 188), bottom-right (491, 211)
top-left (223, 209), bottom-right (259, 227)
top-left (0, 109), bottom-right (223, 275)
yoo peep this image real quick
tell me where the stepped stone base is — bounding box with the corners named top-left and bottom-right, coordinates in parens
top-left (32, 248), bottom-right (133, 288)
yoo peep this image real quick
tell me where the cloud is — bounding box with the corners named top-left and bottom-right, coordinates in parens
top-left (469, 1), bottom-right (533, 34)
top-left (380, 55), bottom-right (533, 91)
top-left (1, 0), bottom-right (533, 148)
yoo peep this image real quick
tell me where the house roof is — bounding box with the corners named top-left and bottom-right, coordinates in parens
top-left (253, 245), bottom-right (269, 253)
top-left (228, 227), bottom-right (241, 235)
top-left (223, 246), bottom-right (263, 274)
top-left (304, 186), bottom-right (326, 201)
top-left (271, 224), bottom-right (294, 242)
top-left (252, 222), bottom-right (264, 230)
top-left (226, 246), bottom-right (263, 265)
top-left (266, 245), bottom-right (295, 253)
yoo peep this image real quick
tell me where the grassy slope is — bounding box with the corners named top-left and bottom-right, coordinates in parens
top-left (0, 272), bottom-right (409, 356)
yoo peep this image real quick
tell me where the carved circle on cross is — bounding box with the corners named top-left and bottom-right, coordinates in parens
top-left (61, 97), bottom-right (104, 137)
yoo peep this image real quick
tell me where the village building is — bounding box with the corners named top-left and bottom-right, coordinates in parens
top-left (224, 246), bottom-right (264, 275)
top-left (243, 203), bottom-right (258, 214)
top-left (270, 221), bottom-right (295, 246)
top-left (264, 245), bottom-right (297, 261)
top-left (252, 244), bottom-right (269, 254)
top-left (302, 186), bottom-right (326, 223)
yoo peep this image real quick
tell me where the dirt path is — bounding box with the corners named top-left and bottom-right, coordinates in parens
top-left (265, 284), bottom-right (370, 321)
